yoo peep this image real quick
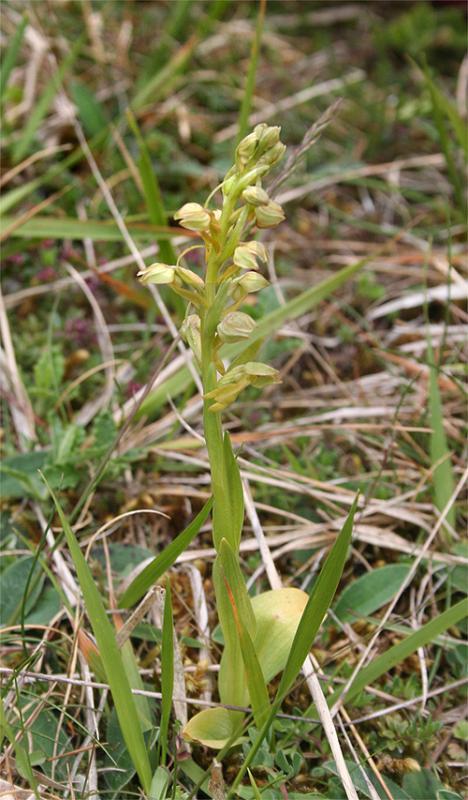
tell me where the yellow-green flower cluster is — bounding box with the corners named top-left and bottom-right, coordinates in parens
top-left (137, 124), bottom-right (287, 412)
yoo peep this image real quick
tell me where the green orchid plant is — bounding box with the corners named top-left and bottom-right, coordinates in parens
top-left (138, 124), bottom-right (309, 748)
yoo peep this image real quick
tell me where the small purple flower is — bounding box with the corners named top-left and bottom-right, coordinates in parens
top-left (36, 267), bottom-right (57, 282)
top-left (85, 275), bottom-right (101, 294)
top-left (65, 317), bottom-right (96, 346)
top-left (126, 380), bottom-right (143, 398)
top-left (61, 243), bottom-right (76, 260)
top-left (6, 253), bottom-right (26, 266)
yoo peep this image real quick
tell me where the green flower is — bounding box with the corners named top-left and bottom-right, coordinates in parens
top-left (137, 263), bottom-right (176, 284)
top-left (217, 312), bottom-right (256, 343)
top-left (174, 202), bottom-right (211, 232)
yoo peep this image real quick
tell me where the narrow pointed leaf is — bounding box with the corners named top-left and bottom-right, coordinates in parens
top-left (0, 215), bottom-right (183, 241)
top-left (223, 433), bottom-right (244, 552)
top-left (127, 110), bottom-right (176, 266)
top-left (119, 498), bottom-right (212, 607)
top-left (0, 15), bottom-right (27, 101)
top-left (277, 495), bottom-right (358, 699)
top-left (160, 580), bottom-right (174, 766)
top-left (13, 38), bottom-right (82, 162)
top-left (44, 478), bottom-right (152, 793)
top-left (213, 556), bottom-right (246, 708)
top-left (219, 539), bottom-right (270, 728)
top-left (428, 340), bottom-right (456, 535)
top-left (330, 598), bottom-right (468, 707)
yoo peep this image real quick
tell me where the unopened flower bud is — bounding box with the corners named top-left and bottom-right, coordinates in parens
top-left (138, 263), bottom-right (176, 284)
top-left (255, 200), bottom-right (285, 228)
top-left (257, 124), bottom-right (280, 150)
top-left (205, 360), bottom-right (280, 411)
top-left (233, 241), bottom-right (267, 270)
top-left (217, 311), bottom-right (256, 343)
top-left (181, 314), bottom-right (202, 364)
top-left (244, 361), bottom-right (281, 387)
top-left (259, 141), bottom-right (286, 167)
top-left (235, 130), bottom-right (260, 169)
top-left (205, 380), bottom-right (249, 412)
top-left (174, 202), bottom-right (211, 232)
top-left (232, 271), bottom-right (269, 298)
top-left (176, 266), bottom-right (204, 289)
top-left (242, 186), bottom-right (270, 207)
top-left (222, 175), bottom-right (237, 196)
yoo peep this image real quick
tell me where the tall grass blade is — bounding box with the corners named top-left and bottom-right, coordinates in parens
top-left (13, 38), bottom-right (82, 163)
top-left (196, 0), bottom-right (230, 36)
top-left (126, 110), bottom-right (177, 266)
top-left (0, 215), bottom-right (182, 241)
top-left (159, 580), bottom-right (174, 766)
top-left (167, 0), bottom-right (193, 40)
top-left (235, 0), bottom-right (266, 148)
top-left (132, 36), bottom-right (197, 111)
top-left (427, 339), bottom-right (456, 537)
top-left (330, 598), bottom-right (468, 707)
top-left (420, 65), bottom-right (467, 157)
top-left (44, 478), bottom-right (152, 793)
top-left (242, 257), bottom-right (368, 351)
top-left (247, 769), bottom-right (263, 800)
top-left (0, 698), bottom-right (39, 797)
top-left (119, 498), bottom-right (213, 607)
top-left (0, 15), bottom-right (27, 103)
top-left (120, 635), bottom-right (153, 733)
top-left (71, 81), bottom-right (108, 137)
top-left (420, 61), bottom-right (464, 210)
top-left (276, 496), bottom-right (358, 698)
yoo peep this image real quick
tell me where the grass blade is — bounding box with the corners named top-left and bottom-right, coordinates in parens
top-left (44, 478), bottom-right (152, 793)
top-left (126, 110), bottom-right (177, 266)
top-left (427, 339), bottom-right (456, 538)
top-left (159, 580), bottom-right (174, 766)
top-left (420, 61), bottom-right (464, 211)
top-left (13, 38), bottom-right (82, 163)
top-left (0, 215), bottom-right (184, 241)
top-left (119, 628), bottom-right (153, 733)
top-left (0, 697), bottom-right (39, 797)
top-left (419, 63), bottom-right (467, 157)
top-left (70, 81), bottom-right (108, 137)
top-left (330, 598), bottom-right (468, 707)
top-left (119, 498), bottom-right (213, 608)
top-left (235, 0), bottom-right (266, 148)
top-left (167, 0), bottom-right (193, 40)
top-left (277, 495), bottom-right (358, 698)
top-left (132, 36), bottom-right (197, 111)
top-left (241, 257), bottom-right (368, 351)
top-left (0, 15), bottom-right (27, 103)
